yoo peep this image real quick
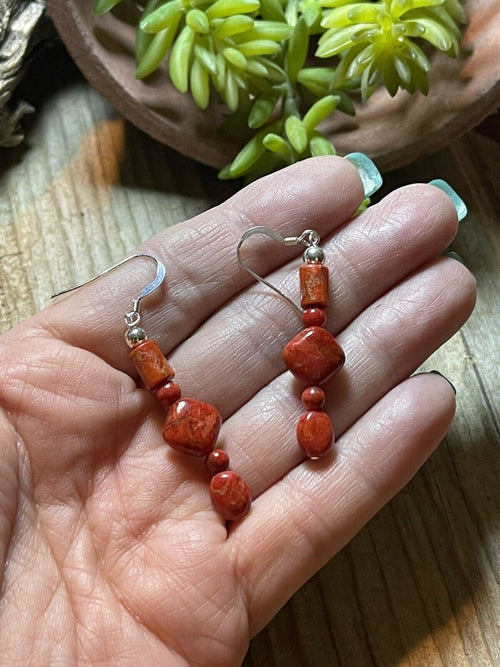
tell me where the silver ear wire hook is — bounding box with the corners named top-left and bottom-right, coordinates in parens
top-left (236, 226), bottom-right (322, 318)
top-left (51, 253), bottom-right (166, 329)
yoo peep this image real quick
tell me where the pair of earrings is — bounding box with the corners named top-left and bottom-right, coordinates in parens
top-left (54, 227), bottom-right (345, 522)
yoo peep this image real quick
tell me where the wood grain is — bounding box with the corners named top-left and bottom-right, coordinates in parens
top-left (1, 51), bottom-right (499, 666)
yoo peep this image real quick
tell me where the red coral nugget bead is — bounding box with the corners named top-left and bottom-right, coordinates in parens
top-left (297, 411), bottom-right (334, 458)
top-left (283, 326), bottom-right (345, 385)
top-left (163, 398), bottom-right (222, 457)
top-left (210, 471), bottom-right (252, 521)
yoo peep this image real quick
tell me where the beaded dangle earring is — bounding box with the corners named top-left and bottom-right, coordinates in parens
top-left (52, 254), bottom-right (251, 521)
top-left (237, 228), bottom-right (345, 459)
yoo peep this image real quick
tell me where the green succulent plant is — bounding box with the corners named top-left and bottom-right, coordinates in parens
top-left (317, 0), bottom-right (465, 98)
top-left (94, 0), bottom-right (465, 180)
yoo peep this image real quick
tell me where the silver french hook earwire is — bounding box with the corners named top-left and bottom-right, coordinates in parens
top-left (236, 226), bottom-right (322, 318)
top-left (51, 253), bottom-right (166, 339)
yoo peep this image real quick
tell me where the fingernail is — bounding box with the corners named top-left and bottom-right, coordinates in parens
top-left (428, 179), bottom-right (468, 221)
top-left (345, 152), bottom-right (383, 198)
top-left (444, 250), bottom-right (464, 263)
top-left (442, 251), bottom-right (476, 282)
top-left (430, 370), bottom-right (456, 395)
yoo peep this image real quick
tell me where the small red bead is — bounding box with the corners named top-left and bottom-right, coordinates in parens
top-left (206, 449), bottom-right (230, 475)
top-left (210, 471), bottom-right (252, 521)
top-left (155, 381), bottom-right (182, 407)
top-left (297, 411), bottom-right (334, 458)
top-left (302, 308), bottom-right (326, 328)
top-left (301, 386), bottom-right (326, 410)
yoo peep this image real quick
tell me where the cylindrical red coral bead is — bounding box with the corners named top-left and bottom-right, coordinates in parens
top-left (129, 340), bottom-right (175, 391)
top-left (300, 262), bottom-right (330, 309)
top-left (297, 410), bottom-right (334, 458)
top-left (301, 386), bottom-right (325, 410)
top-left (155, 381), bottom-right (181, 407)
top-left (206, 449), bottom-right (230, 475)
top-left (302, 307), bottom-right (326, 328)
top-left (210, 471), bottom-right (251, 521)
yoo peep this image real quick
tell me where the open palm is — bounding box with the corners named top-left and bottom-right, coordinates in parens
top-left (0, 158), bottom-right (475, 665)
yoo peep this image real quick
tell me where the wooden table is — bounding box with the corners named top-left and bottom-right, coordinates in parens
top-left (1, 46), bottom-right (498, 666)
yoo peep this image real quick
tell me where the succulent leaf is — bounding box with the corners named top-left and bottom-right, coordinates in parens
top-left (206, 0), bottom-right (261, 20)
top-left (302, 94), bottom-right (339, 131)
top-left (186, 9), bottom-right (210, 33)
top-left (239, 20), bottom-right (293, 40)
top-left (238, 39), bottom-right (282, 56)
top-left (259, 0), bottom-right (286, 20)
top-left (224, 47), bottom-right (249, 68)
top-left (248, 93), bottom-right (279, 127)
top-left (213, 15), bottom-right (255, 38)
top-left (285, 115), bottom-right (308, 153)
top-left (136, 21), bottom-right (180, 78)
top-left (135, 0), bottom-right (166, 59)
top-left (191, 58), bottom-right (211, 108)
top-left (263, 132), bottom-right (291, 156)
top-left (222, 126), bottom-right (271, 177)
top-left (169, 25), bottom-right (196, 92)
top-left (286, 17), bottom-right (309, 82)
top-left (140, 1), bottom-right (183, 32)
top-left (309, 132), bottom-right (336, 155)
top-left (93, 0), bottom-right (123, 15)
top-left (194, 44), bottom-right (219, 74)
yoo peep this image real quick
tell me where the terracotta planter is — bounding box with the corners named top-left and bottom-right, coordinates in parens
top-left (47, 0), bottom-right (500, 171)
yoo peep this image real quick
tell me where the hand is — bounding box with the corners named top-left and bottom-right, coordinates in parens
top-left (0, 158), bottom-right (475, 665)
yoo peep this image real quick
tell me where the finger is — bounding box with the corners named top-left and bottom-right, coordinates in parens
top-left (219, 257), bottom-right (475, 491)
top-left (169, 183), bottom-right (459, 408)
top-left (0, 413), bottom-right (18, 588)
top-left (40, 157), bottom-right (364, 368)
top-left (233, 372), bottom-right (456, 634)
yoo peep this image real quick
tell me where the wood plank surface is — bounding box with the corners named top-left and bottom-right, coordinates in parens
top-left (1, 47), bottom-right (498, 666)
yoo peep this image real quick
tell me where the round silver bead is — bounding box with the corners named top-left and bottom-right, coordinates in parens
top-left (304, 245), bottom-right (324, 263)
top-left (125, 326), bottom-right (147, 348)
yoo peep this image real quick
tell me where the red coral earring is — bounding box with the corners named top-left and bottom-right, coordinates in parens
top-left (53, 254), bottom-right (251, 521)
top-left (237, 228), bottom-right (345, 459)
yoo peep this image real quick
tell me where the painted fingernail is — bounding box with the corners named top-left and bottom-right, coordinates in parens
top-left (428, 179), bottom-right (468, 221)
top-left (430, 370), bottom-right (456, 395)
top-left (444, 250), bottom-right (464, 263)
top-left (344, 152), bottom-right (383, 198)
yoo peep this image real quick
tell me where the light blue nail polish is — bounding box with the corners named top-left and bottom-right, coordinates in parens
top-left (428, 179), bottom-right (468, 221)
top-left (345, 152), bottom-right (383, 198)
